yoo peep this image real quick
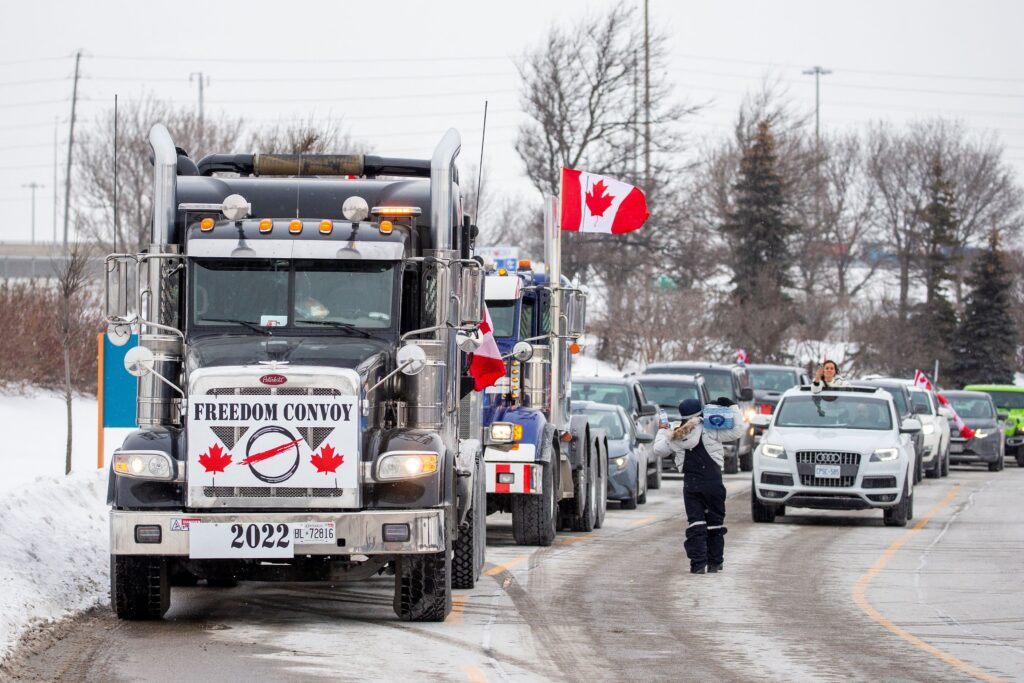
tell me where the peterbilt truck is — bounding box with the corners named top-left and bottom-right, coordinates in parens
top-left (480, 202), bottom-right (606, 546)
top-left (103, 124), bottom-right (487, 622)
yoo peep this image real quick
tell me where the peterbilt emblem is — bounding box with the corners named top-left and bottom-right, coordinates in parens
top-left (816, 452), bottom-right (841, 464)
top-left (260, 373), bottom-right (288, 386)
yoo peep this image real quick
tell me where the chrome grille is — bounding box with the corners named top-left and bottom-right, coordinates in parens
top-left (206, 387), bottom-right (340, 397)
top-left (203, 486), bottom-right (346, 498)
top-left (796, 451), bottom-right (861, 466)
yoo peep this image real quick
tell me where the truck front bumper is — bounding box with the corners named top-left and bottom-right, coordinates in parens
top-left (110, 508), bottom-right (446, 556)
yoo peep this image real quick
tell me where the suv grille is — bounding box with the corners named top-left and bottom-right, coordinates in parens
top-left (800, 474), bottom-right (856, 488)
top-left (796, 451), bottom-right (861, 466)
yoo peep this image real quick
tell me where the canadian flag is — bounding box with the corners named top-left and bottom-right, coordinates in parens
top-left (914, 370), bottom-right (975, 439)
top-left (468, 304), bottom-right (506, 391)
top-left (559, 168), bottom-right (649, 234)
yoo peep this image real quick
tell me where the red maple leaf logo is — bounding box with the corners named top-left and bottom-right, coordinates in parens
top-left (198, 443), bottom-right (232, 473)
top-left (585, 180), bottom-right (615, 217)
top-left (310, 444), bottom-right (344, 474)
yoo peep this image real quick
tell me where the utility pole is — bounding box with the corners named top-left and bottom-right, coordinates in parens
top-left (802, 65), bottom-right (832, 145)
top-left (52, 116), bottom-right (58, 243)
top-left (62, 50), bottom-right (82, 251)
top-left (23, 182), bottom-right (43, 244)
top-left (643, 0), bottom-right (651, 193)
top-left (190, 71), bottom-right (209, 135)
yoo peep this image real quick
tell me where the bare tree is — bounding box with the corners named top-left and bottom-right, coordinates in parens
top-left (53, 242), bottom-right (94, 474)
top-left (248, 115), bottom-right (369, 155)
top-left (75, 94), bottom-right (245, 253)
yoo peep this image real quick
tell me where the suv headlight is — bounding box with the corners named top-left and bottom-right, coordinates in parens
top-left (612, 456), bottom-right (628, 470)
top-left (489, 422), bottom-right (523, 444)
top-left (761, 443), bottom-right (786, 459)
top-left (112, 450), bottom-right (176, 481)
top-left (922, 423), bottom-right (935, 435)
top-left (972, 429), bottom-right (989, 439)
top-left (377, 451), bottom-right (439, 480)
top-left (870, 448), bottom-right (899, 462)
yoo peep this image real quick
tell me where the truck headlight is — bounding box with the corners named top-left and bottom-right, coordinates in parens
top-left (922, 424), bottom-right (935, 435)
top-left (489, 422), bottom-right (522, 444)
top-left (377, 451), bottom-right (439, 480)
top-left (112, 451), bottom-right (176, 481)
top-left (870, 448), bottom-right (899, 462)
top-left (761, 443), bottom-right (786, 459)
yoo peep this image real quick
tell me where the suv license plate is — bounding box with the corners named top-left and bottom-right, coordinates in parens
top-left (814, 464), bottom-right (841, 479)
top-left (189, 522), bottom-right (335, 559)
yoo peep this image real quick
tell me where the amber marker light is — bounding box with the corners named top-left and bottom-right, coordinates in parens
top-left (560, 432), bottom-right (574, 443)
top-left (379, 220), bottom-right (394, 234)
top-left (570, 342), bottom-right (581, 354)
top-left (319, 220), bottom-right (333, 234)
top-left (289, 220), bottom-right (302, 234)
top-left (258, 219), bottom-right (273, 233)
top-left (200, 218), bottom-right (215, 231)
top-left (518, 259), bottom-right (532, 270)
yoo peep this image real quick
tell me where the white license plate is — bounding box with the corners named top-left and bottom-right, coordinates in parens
top-left (814, 464), bottom-right (842, 479)
top-left (189, 522), bottom-right (335, 559)
top-left (950, 442), bottom-right (964, 453)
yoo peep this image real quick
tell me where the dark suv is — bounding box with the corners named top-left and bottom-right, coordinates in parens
top-left (642, 362), bottom-right (755, 473)
top-left (571, 376), bottom-right (662, 488)
top-left (636, 373), bottom-right (720, 473)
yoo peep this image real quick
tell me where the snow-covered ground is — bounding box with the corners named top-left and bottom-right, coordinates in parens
top-left (0, 391), bottom-right (110, 663)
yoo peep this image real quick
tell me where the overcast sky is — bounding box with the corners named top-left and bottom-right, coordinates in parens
top-left (1, 0), bottom-right (1023, 244)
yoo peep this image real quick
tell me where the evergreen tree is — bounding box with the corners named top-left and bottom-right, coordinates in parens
top-left (723, 120), bottom-right (795, 304)
top-left (912, 157), bottom-right (959, 375)
top-left (950, 233), bottom-right (1017, 385)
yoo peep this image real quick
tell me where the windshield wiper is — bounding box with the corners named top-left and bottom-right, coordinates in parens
top-left (296, 319), bottom-right (373, 339)
top-left (200, 318), bottom-right (272, 336)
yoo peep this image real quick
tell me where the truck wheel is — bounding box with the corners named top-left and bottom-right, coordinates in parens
top-left (569, 445), bottom-right (599, 532)
top-left (739, 451), bottom-right (753, 472)
top-left (647, 455), bottom-right (662, 490)
top-left (393, 540), bottom-right (452, 622)
top-left (594, 451), bottom-right (607, 529)
top-left (883, 481), bottom-right (910, 527)
top-left (111, 555), bottom-right (169, 620)
top-left (750, 485), bottom-right (776, 523)
top-left (724, 453), bottom-right (739, 475)
top-left (512, 460), bottom-right (557, 546)
top-left (452, 454), bottom-right (486, 589)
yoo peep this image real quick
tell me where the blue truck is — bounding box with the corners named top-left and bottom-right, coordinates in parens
top-left (481, 255), bottom-right (606, 546)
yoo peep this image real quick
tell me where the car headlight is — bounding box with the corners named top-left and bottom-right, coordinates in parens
top-left (870, 448), bottom-right (899, 462)
top-left (377, 452), bottom-right (439, 480)
top-left (761, 443), bottom-right (786, 459)
top-left (489, 422), bottom-right (522, 444)
top-left (743, 408), bottom-right (756, 423)
top-left (922, 424), bottom-right (935, 435)
top-left (972, 429), bottom-right (989, 439)
top-left (612, 456), bottom-right (628, 470)
top-left (112, 451), bottom-right (176, 481)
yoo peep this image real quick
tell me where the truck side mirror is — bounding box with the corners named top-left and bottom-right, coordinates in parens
top-left (512, 341), bottom-right (534, 362)
top-left (105, 254), bottom-right (138, 324)
top-left (397, 344), bottom-right (428, 376)
top-left (123, 345), bottom-right (155, 377)
top-left (458, 262), bottom-right (484, 327)
top-left (560, 288), bottom-right (587, 338)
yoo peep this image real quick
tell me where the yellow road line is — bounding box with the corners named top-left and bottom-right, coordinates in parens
top-left (630, 515), bottom-right (658, 526)
top-left (463, 664), bottom-right (489, 683)
top-left (483, 555), bottom-right (528, 576)
top-left (446, 595), bottom-right (467, 625)
top-left (853, 485), bottom-right (1003, 683)
top-left (556, 536), bottom-right (589, 545)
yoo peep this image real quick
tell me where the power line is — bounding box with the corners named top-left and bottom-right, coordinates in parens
top-left (0, 76), bottom-right (72, 87)
top-left (0, 98), bottom-right (69, 109)
top-left (0, 54), bottom-right (71, 67)
top-left (84, 70), bottom-right (517, 85)
top-left (89, 53), bottom-right (512, 65)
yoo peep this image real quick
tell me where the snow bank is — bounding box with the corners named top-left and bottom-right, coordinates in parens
top-left (0, 391), bottom-right (110, 663)
top-left (0, 470), bottom-right (108, 662)
top-left (571, 353), bottom-right (625, 378)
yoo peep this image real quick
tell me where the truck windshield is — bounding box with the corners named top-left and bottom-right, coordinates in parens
top-left (487, 300), bottom-right (517, 338)
top-left (775, 396), bottom-right (893, 430)
top-left (192, 259), bottom-right (398, 332)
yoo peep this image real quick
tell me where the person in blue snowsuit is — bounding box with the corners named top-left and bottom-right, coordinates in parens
top-left (653, 397), bottom-right (745, 574)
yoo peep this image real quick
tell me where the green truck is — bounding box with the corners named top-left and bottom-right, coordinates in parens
top-left (963, 384), bottom-right (1024, 467)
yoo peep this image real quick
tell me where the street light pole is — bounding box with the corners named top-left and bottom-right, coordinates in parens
top-left (802, 65), bottom-right (832, 145)
top-left (22, 182), bottom-right (44, 244)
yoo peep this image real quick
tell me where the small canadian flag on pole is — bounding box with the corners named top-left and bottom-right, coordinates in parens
top-left (468, 304), bottom-right (506, 391)
top-left (559, 168), bottom-right (650, 233)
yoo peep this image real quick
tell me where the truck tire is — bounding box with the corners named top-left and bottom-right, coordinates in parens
top-left (111, 555), bottom-right (169, 620)
top-left (883, 481), bottom-right (910, 527)
top-left (594, 449), bottom-right (607, 530)
top-left (750, 486), bottom-right (776, 523)
top-left (739, 450), bottom-right (753, 472)
top-left (452, 453), bottom-right (486, 589)
top-left (569, 443), bottom-right (599, 532)
top-left (511, 459), bottom-right (557, 546)
top-left (647, 455), bottom-right (662, 490)
top-left (393, 540), bottom-right (452, 622)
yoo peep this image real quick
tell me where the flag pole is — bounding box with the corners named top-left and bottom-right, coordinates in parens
top-left (545, 189), bottom-right (563, 428)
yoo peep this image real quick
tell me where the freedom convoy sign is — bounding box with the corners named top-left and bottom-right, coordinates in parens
top-left (187, 393), bottom-right (359, 494)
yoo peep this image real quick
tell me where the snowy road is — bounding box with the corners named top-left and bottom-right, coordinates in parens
top-left (7, 466), bottom-right (1023, 682)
